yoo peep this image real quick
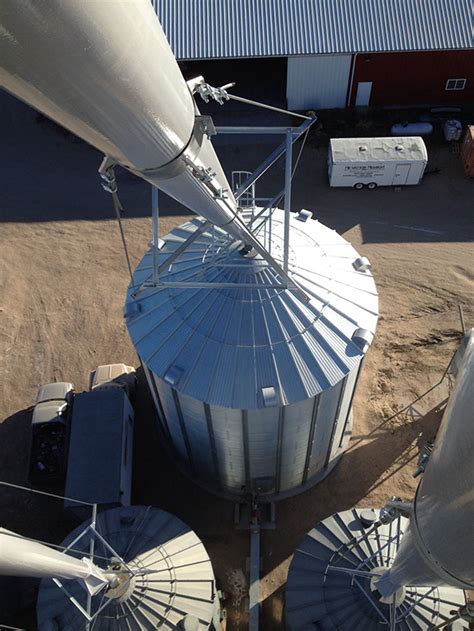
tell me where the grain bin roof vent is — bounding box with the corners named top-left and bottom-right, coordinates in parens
top-left (353, 256), bottom-right (371, 272)
top-left (148, 238), bottom-right (166, 250)
top-left (296, 209), bottom-right (312, 222)
top-left (352, 327), bottom-right (373, 351)
top-left (164, 365), bottom-right (184, 386)
top-left (262, 386), bottom-right (278, 407)
top-left (124, 301), bottom-right (141, 319)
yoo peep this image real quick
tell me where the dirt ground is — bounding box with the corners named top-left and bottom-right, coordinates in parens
top-left (0, 93), bottom-right (473, 629)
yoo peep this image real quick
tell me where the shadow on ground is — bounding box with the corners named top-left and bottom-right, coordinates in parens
top-left (2, 90), bottom-right (473, 244)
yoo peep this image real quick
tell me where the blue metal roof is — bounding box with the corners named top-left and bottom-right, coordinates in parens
top-left (153, 0), bottom-right (473, 60)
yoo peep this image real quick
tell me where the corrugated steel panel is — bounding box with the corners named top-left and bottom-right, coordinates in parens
top-left (153, 0), bottom-right (473, 60)
top-left (285, 509), bottom-right (468, 631)
top-left (129, 212), bottom-right (378, 499)
top-left (38, 506), bottom-right (220, 629)
top-left (210, 405), bottom-right (246, 491)
top-left (279, 398), bottom-right (314, 492)
top-left (151, 367), bottom-right (356, 498)
top-left (287, 54), bottom-right (352, 109)
top-left (126, 211), bottom-right (378, 410)
top-left (329, 365), bottom-right (359, 457)
top-left (307, 380), bottom-right (344, 473)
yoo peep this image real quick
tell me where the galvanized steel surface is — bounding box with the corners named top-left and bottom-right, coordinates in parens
top-left (0, 528), bottom-right (108, 588)
top-left (285, 509), bottom-right (468, 630)
top-left (154, 0), bottom-right (473, 60)
top-left (126, 211), bottom-right (377, 499)
top-left (126, 211), bottom-right (378, 410)
top-left (37, 505), bottom-right (220, 630)
top-left (0, 0), bottom-right (194, 168)
top-left (149, 369), bottom-right (355, 498)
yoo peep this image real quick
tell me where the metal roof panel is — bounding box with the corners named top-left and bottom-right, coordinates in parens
top-left (126, 211), bottom-right (378, 409)
top-left (153, 0), bottom-right (473, 59)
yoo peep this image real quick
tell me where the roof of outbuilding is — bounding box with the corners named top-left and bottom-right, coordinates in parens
top-left (153, 0), bottom-right (473, 60)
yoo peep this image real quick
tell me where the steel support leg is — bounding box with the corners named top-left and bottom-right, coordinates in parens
top-left (152, 185), bottom-right (159, 284)
top-left (249, 522), bottom-right (260, 631)
top-left (283, 129), bottom-right (292, 273)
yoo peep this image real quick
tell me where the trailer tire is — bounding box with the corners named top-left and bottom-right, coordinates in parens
top-left (354, 182), bottom-right (365, 190)
top-left (367, 182), bottom-right (378, 190)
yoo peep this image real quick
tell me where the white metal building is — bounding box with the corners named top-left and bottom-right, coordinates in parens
top-left (153, 0), bottom-right (474, 110)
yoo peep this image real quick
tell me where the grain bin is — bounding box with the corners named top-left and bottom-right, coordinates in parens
top-left (286, 332), bottom-right (474, 629)
top-left (285, 508), bottom-right (468, 630)
top-left (125, 208), bottom-right (378, 501)
top-left (36, 505), bottom-right (221, 630)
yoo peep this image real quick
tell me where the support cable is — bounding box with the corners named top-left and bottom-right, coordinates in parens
top-left (194, 80), bottom-right (312, 121)
top-left (111, 191), bottom-right (135, 287)
top-left (98, 159), bottom-right (136, 290)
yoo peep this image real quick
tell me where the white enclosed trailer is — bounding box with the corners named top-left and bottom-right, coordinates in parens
top-left (328, 136), bottom-right (428, 189)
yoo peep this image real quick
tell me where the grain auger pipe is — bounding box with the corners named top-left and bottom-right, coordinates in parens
top-left (0, 527), bottom-right (135, 602)
top-left (0, 0), bottom-right (313, 298)
top-left (375, 329), bottom-right (474, 598)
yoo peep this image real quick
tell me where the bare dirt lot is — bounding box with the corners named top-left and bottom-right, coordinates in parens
top-left (0, 94), bottom-right (473, 629)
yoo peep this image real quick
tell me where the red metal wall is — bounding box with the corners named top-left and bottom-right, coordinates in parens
top-left (349, 50), bottom-right (474, 106)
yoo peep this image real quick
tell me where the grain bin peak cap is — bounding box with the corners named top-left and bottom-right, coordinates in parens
top-left (125, 210), bottom-right (379, 409)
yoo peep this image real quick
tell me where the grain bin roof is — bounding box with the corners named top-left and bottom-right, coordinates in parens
top-left (38, 505), bottom-right (219, 629)
top-left (125, 211), bottom-right (378, 409)
top-left (153, 0), bottom-right (473, 60)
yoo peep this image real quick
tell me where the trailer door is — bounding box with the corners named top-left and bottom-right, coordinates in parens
top-left (393, 164), bottom-right (411, 185)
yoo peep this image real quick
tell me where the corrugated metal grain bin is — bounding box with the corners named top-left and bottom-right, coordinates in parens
top-left (285, 509), bottom-right (468, 631)
top-left (461, 125), bottom-right (474, 177)
top-left (38, 505), bottom-right (221, 629)
top-left (125, 210), bottom-right (378, 501)
top-left (328, 137), bottom-right (427, 189)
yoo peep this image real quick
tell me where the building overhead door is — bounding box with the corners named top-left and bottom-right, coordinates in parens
top-left (393, 164), bottom-right (411, 185)
top-left (287, 55), bottom-right (352, 110)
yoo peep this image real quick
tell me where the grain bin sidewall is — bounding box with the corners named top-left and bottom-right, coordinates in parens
top-left (141, 361), bottom-right (361, 501)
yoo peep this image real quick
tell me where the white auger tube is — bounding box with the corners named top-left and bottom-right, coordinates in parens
top-left (376, 329), bottom-right (474, 596)
top-left (0, 0), bottom-right (250, 243)
top-left (0, 528), bottom-right (109, 596)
